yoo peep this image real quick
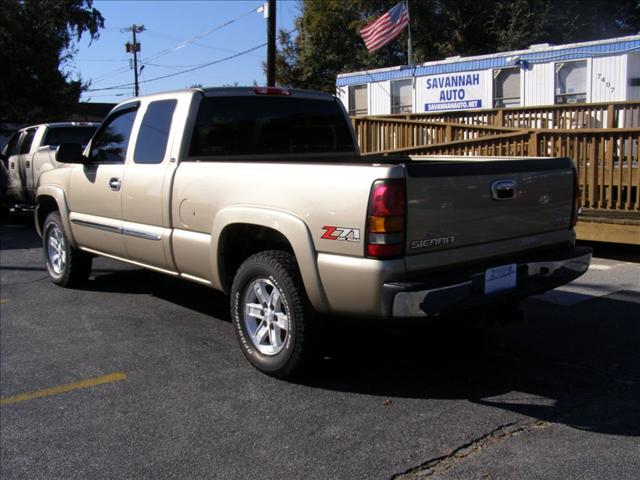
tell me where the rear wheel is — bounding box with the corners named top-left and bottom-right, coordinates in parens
top-left (43, 212), bottom-right (92, 287)
top-left (231, 250), bottom-right (315, 379)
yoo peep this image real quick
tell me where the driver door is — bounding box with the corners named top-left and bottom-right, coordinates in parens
top-left (68, 105), bottom-right (139, 257)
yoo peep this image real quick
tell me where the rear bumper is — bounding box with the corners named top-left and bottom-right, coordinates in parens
top-left (387, 246), bottom-right (592, 318)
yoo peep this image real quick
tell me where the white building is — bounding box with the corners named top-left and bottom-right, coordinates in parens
top-left (336, 35), bottom-right (640, 116)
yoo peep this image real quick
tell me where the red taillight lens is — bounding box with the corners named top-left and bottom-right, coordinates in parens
top-left (366, 180), bottom-right (406, 258)
top-left (571, 163), bottom-right (580, 228)
top-left (253, 86), bottom-right (291, 96)
top-left (370, 182), bottom-right (404, 216)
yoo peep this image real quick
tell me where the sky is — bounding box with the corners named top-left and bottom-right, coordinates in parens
top-left (71, 0), bottom-right (299, 104)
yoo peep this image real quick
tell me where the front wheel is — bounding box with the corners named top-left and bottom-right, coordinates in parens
top-left (43, 212), bottom-right (92, 287)
top-left (231, 250), bottom-right (315, 379)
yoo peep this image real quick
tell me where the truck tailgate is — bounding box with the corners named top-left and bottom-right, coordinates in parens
top-left (404, 157), bottom-right (575, 255)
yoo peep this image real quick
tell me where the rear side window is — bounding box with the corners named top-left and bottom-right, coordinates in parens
top-left (90, 109), bottom-right (137, 164)
top-left (5, 134), bottom-right (20, 157)
top-left (44, 126), bottom-right (97, 147)
top-left (19, 129), bottom-right (37, 154)
top-left (134, 99), bottom-right (177, 164)
top-left (189, 96), bottom-right (355, 157)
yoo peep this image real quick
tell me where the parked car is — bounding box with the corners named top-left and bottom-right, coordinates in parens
top-left (1, 122), bottom-right (98, 211)
top-left (0, 159), bottom-right (8, 217)
top-left (36, 87), bottom-right (591, 378)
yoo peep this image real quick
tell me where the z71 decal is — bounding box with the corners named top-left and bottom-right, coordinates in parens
top-left (321, 226), bottom-right (361, 242)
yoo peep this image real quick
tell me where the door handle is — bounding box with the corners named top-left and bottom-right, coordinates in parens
top-left (25, 160), bottom-right (31, 168)
top-left (109, 177), bottom-right (121, 191)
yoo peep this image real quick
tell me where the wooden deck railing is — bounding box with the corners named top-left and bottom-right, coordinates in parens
top-left (532, 129), bottom-right (640, 211)
top-left (378, 101), bottom-right (640, 129)
top-left (352, 101), bottom-right (640, 242)
top-left (352, 117), bottom-right (520, 153)
top-left (366, 129), bottom-right (639, 213)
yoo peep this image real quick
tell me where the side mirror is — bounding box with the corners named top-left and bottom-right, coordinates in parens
top-left (56, 143), bottom-right (86, 164)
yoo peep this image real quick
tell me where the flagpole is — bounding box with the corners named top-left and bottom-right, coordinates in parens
top-left (405, 0), bottom-right (413, 68)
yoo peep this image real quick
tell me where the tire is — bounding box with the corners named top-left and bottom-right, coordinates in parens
top-left (43, 212), bottom-right (92, 287)
top-left (231, 250), bottom-right (315, 379)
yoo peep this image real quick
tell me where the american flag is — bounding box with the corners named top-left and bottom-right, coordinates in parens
top-left (359, 2), bottom-right (410, 53)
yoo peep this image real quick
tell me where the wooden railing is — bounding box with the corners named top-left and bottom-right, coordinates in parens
top-left (353, 101), bottom-right (640, 242)
top-left (368, 129), bottom-right (639, 213)
top-left (532, 129), bottom-right (639, 211)
top-left (379, 101), bottom-right (640, 129)
top-left (352, 117), bottom-right (520, 153)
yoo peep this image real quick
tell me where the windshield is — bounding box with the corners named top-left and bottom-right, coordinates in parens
top-left (189, 96), bottom-right (355, 157)
top-left (43, 126), bottom-right (97, 147)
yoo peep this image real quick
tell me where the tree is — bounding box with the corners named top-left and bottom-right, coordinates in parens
top-left (276, 0), bottom-right (410, 93)
top-left (0, 0), bottom-right (104, 123)
top-left (276, 0), bottom-right (640, 93)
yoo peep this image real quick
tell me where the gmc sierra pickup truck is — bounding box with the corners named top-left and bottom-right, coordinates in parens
top-left (36, 87), bottom-right (591, 378)
top-left (1, 122), bottom-right (98, 211)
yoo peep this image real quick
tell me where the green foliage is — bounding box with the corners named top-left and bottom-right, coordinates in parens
top-left (0, 0), bottom-right (104, 123)
top-left (277, 0), bottom-right (640, 93)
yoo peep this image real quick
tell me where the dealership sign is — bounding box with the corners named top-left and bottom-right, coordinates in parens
top-left (424, 72), bottom-right (483, 111)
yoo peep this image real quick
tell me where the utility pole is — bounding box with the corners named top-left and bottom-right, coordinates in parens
top-left (122, 24), bottom-right (145, 96)
top-left (266, 0), bottom-right (276, 86)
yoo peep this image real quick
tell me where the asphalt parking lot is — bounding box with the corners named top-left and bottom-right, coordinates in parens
top-left (1, 215), bottom-right (639, 480)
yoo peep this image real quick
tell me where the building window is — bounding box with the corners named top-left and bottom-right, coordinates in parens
top-left (348, 85), bottom-right (368, 116)
top-left (493, 68), bottom-right (520, 108)
top-left (555, 61), bottom-right (587, 104)
top-left (391, 79), bottom-right (413, 113)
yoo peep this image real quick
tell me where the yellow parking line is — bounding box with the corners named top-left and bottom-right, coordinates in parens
top-left (0, 372), bottom-right (127, 406)
top-left (0, 299), bottom-right (9, 304)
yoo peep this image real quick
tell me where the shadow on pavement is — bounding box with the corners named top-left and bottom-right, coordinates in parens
top-left (89, 265), bottom-right (640, 438)
top-left (4, 215), bottom-right (639, 438)
top-left (578, 240), bottom-right (640, 262)
top-left (0, 215), bottom-right (41, 250)
top-left (88, 268), bottom-right (232, 322)
top-left (300, 288), bottom-right (640, 438)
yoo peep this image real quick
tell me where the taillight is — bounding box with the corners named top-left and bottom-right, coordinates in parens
top-left (253, 86), bottom-right (291, 96)
top-left (571, 163), bottom-right (580, 228)
top-left (366, 179), bottom-right (406, 258)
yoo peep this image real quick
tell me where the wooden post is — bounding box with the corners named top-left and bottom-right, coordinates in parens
top-left (495, 109), bottom-right (504, 127)
top-left (528, 132), bottom-right (538, 156)
top-left (445, 124), bottom-right (453, 143)
top-left (606, 104), bottom-right (615, 129)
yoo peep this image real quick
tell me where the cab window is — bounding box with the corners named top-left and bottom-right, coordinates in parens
top-left (4, 134), bottom-right (20, 157)
top-left (134, 99), bottom-right (177, 164)
top-left (19, 129), bottom-right (37, 154)
top-left (90, 109), bottom-right (137, 164)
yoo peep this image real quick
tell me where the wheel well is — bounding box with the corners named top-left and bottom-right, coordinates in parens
top-left (36, 196), bottom-right (59, 232)
top-left (219, 223), bottom-right (294, 292)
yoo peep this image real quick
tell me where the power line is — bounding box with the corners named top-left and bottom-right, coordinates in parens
top-left (85, 42), bottom-right (268, 92)
top-left (88, 5), bottom-right (262, 86)
top-left (76, 59), bottom-right (129, 63)
top-left (143, 29), bottom-right (264, 58)
top-left (86, 24), bottom-right (297, 94)
top-left (144, 62), bottom-right (224, 69)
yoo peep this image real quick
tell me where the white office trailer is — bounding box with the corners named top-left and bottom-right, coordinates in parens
top-left (336, 35), bottom-right (640, 116)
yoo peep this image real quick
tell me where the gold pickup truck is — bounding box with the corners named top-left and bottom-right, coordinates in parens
top-left (36, 87), bottom-right (591, 378)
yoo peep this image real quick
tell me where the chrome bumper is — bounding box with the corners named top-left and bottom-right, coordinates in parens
top-left (390, 247), bottom-right (592, 318)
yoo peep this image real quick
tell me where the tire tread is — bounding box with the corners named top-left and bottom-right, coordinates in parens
top-left (231, 250), bottom-right (315, 379)
top-left (43, 212), bottom-right (92, 287)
